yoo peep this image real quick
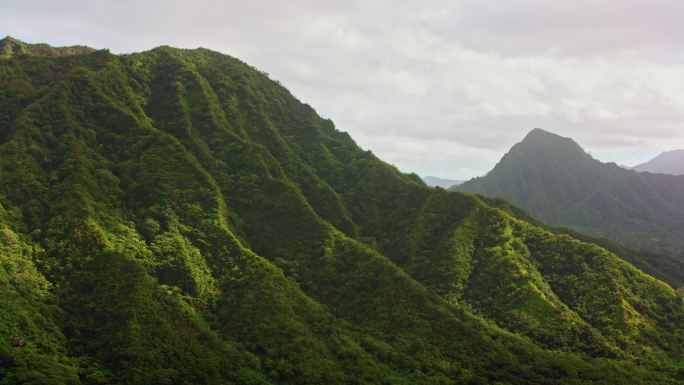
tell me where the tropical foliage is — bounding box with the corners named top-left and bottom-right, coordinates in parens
top-left (0, 37), bottom-right (683, 384)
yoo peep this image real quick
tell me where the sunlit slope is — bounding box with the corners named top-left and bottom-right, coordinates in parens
top-left (0, 39), bottom-right (682, 384)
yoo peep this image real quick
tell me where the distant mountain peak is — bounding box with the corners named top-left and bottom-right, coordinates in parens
top-left (634, 149), bottom-right (684, 175)
top-left (524, 127), bottom-right (559, 138)
top-left (520, 128), bottom-right (577, 146)
top-left (503, 128), bottom-right (590, 166)
top-left (455, 129), bottom-right (684, 263)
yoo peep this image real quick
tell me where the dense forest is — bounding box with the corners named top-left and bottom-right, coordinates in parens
top-left (0, 37), bottom-right (683, 384)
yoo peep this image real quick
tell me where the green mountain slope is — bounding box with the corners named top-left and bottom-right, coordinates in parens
top-left (477, 195), bottom-right (684, 289)
top-left (1, 39), bottom-right (683, 384)
top-left (454, 128), bottom-right (684, 262)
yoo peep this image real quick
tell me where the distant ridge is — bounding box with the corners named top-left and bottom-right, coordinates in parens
top-left (634, 149), bottom-right (684, 175)
top-left (454, 128), bottom-right (684, 261)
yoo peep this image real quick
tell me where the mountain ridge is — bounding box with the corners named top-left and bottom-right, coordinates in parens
top-left (0, 40), bottom-right (682, 384)
top-left (634, 149), bottom-right (684, 175)
top-left (455, 128), bottom-right (684, 262)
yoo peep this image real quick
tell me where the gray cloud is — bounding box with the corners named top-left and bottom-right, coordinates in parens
top-left (3, 0), bottom-right (684, 179)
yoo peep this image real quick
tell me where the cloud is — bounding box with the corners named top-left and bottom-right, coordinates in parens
top-left (2, 0), bottom-right (684, 179)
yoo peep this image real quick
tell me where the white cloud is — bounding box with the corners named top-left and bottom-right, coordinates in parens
top-left (2, 0), bottom-right (684, 179)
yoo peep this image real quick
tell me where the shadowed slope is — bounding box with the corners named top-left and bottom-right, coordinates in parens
top-left (455, 129), bottom-right (684, 261)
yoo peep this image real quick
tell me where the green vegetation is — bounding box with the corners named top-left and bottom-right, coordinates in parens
top-left (0, 38), bottom-right (682, 384)
top-left (454, 128), bottom-right (684, 263)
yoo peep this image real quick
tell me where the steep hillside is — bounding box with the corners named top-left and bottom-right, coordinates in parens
top-left (635, 150), bottom-right (684, 175)
top-left (1, 39), bottom-right (683, 384)
top-left (476, 196), bottom-right (684, 289)
top-left (454, 129), bottom-right (684, 262)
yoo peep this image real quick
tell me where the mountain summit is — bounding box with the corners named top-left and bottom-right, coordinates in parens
top-left (493, 128), bottom-right (595, 180)
top-left (455, 128), bottom-right (684, 261)
top-left (518, 128), bottom-right (589, 157)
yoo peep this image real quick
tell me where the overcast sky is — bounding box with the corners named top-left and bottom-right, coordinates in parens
top-left (3, 0), bottom-right (684, 179)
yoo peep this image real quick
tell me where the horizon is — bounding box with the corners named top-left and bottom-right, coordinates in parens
top-left (3, 1), bottom-right (684, 180)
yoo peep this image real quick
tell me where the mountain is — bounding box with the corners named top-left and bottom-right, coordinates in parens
top-left (634, 150), bottom-right (684, 175)
top-left (0, 39), bottom-right (683, 384)
top-left (454, 128), bottom-right (684, 263)
top-left (422, 176), bottom-right (462, 188)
